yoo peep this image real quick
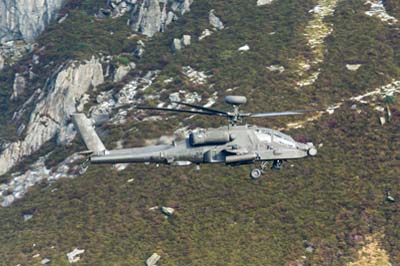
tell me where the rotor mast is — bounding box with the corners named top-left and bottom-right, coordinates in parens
top-left (224, 95), bottom-right (247, 126)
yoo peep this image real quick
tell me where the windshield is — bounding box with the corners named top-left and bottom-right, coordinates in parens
top-left (256, 128), bottom-right (296, 148)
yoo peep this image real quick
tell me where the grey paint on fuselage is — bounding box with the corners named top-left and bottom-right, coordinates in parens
top-left (89, 125), bottom-right (312, 165)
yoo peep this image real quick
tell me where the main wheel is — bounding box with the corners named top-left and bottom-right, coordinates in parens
top-left (250, 168), bottom-right (262, 179)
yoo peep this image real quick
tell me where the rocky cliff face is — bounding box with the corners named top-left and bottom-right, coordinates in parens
top-left (0, 57), bottom-right (103, 175)
top-left (130, 0), bottom-right (193, 37)
top-left (0, 0), bottom-right (65, 43)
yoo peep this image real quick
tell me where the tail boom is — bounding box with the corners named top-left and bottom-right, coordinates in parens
top-left (72, 113), bottom-right (106, 154)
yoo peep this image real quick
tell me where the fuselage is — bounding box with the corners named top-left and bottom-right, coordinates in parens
top-left (90, 125), bottom-right (316, 165)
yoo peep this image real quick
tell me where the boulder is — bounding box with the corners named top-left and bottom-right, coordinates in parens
top-left (166, 11), bottom-right (177, 25)
top-left (209, 9), bottom-right (224, 30)
top-left (171, 35), bottom-right (191, 52)
top-left (306, 246), bottom-right (314, 253)
top-left (161, 206), bottom-right (175, 216)
top-left (266, 65), bottom-right (285, 73)
top-left (23, 214), bottom-right (33, 221)
top-left (238, 44), bottom-right (250, 51)
top-left (199, 29), bottom-right (212, 40)
top-left (346, 64), bottom-right (362, 71)
top-left (257, 0), bottom-right (274, 6)
top-left (146, 253), bottom-right (161, 266)
top-left (386, 192), bottom-right (395, 202)
top-left (182, 34), bottom-right (191, 46)
top-left (131, 41), bottom-right (144, 54)
top-left (32, 54), bottom-right (40, 65)
top-left (171, 38), bottom-right (183, 52)
top-left (40, 258), bottom-right (50, 265)
top-left (67, 248), bottom-right (85, 263)
top-left (380, 117), bottom-right (386, 126)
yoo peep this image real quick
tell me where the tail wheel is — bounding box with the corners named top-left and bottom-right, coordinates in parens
top-left (250, 168), bottom-right (262, 179)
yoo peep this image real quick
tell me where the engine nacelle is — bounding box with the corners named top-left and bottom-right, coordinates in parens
top-left (190, 129), bottom-right (232, 146)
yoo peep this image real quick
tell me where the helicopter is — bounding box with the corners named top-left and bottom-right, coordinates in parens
top-left (72, 95), bottom-right (317, 179)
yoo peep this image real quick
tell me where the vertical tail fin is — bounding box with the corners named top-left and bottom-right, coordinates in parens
top-left (72, 113), bottom-right (106, 154)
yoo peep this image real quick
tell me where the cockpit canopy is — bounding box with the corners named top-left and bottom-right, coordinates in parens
top-left (255, 128), bottom-right (296, 148)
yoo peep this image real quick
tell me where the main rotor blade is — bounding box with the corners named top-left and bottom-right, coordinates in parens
top-left (135, 106), bottom-right (225, 116)
top-left (172, 101), bottom-right (229, 115)
top-left (248, 110), bottom-right (310, 118)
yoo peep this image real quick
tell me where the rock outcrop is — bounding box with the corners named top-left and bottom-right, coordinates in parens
top-left (113, 62), bottom-right (136, 82)
top-left (0, 0), bottom-right (65, 43)
top-left (171, 34), bottom-right (191, 51)
top-left (209, 9), bottom-right (224, 30)
top-left (130, 0), bottom-right (193, 37)
top-left (11, 73), bottom-right (26, 100)
top-left (0, 54), bottom-right (4, 70)
top-left (0, 153), bottom-right (85, 207)
top-left (0, 57), bottom-right (104, 175)
top-left (365, 0), bottom-right (398, 25)
top-left (130, 0), bottom-right (163, 37)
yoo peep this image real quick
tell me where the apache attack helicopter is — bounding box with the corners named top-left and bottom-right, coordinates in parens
top-left (72, 95), bottom-right (317, 179)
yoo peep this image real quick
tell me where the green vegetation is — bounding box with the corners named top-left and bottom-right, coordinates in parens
top-left (1, 0), bottom-right (400, 265)
top-left (1, 103), bottom-right (400, 265)
top-left (37, 10), bottom-right (137, 65)
top-left (116, 56), bottom-right (131, 65)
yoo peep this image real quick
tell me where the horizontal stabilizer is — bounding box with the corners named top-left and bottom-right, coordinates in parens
top-left (72, 113), bottom-right (106, 154)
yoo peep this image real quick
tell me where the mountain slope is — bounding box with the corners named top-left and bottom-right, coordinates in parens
top-left (0, 0), bottom-right (400, 265)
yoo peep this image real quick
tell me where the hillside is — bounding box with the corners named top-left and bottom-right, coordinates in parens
top-left (0, 0), bottom-right (400, 265)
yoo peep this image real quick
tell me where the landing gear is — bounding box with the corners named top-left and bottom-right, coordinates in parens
top-left (250, 161), bottom-right (269, 179)
top-left (250, 168), bottom-right (262, 179)
top-left (271, 160), bottom-right (283, 170)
